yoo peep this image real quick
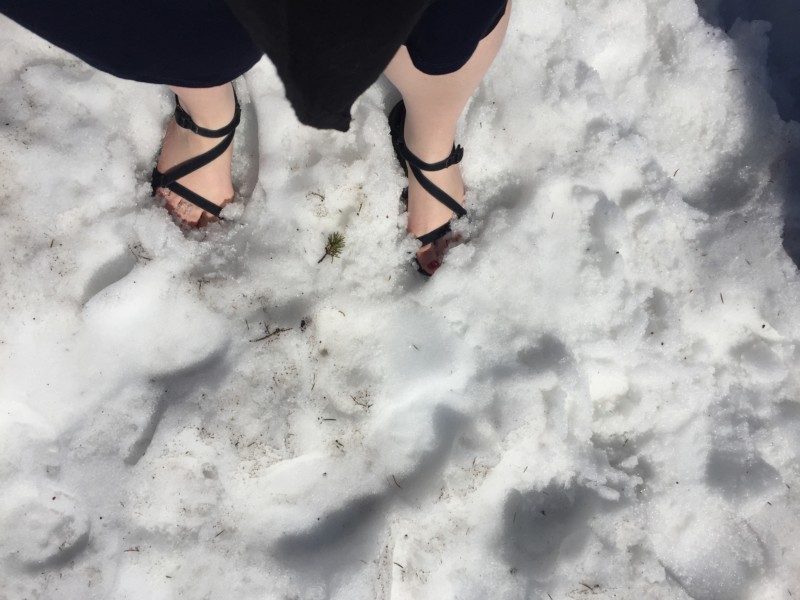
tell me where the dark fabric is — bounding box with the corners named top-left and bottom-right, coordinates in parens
top-left (0, 0), bottom-right (261, 88)
top-left (1, 0), bottom-right (507, 131)
top-left (222, 0), bottom-right (435, 131)
top-left (408, 0), bottom-right (508, 75)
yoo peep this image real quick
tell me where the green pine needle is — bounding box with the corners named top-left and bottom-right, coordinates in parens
top-left (318, 231), bottom-right (345, 263)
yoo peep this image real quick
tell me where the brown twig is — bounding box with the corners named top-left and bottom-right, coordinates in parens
top-left (249, 326), bottom-right (292, 342)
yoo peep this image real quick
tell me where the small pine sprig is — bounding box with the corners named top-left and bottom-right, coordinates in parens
top-left (318, 231), bottom-right (346, 263)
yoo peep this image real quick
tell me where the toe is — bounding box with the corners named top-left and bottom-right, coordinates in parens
top-left (416, 244), bottom-right (443, 276)
top-left (156, 189), bottom-right (206, 228)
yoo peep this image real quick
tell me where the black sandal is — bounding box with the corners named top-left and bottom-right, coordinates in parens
top-left (388, 100), bottom-right (467, 276)
top-left (151, 90), bottom-right (241, 224)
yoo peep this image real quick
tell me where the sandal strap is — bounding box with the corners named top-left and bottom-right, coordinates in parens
top-left (396, 139), bottom-right (464, 173)
top-left (416, 221), bottom-right (452, 246)
top-left (151, 130), bottom-right (235, 187)
top-left (161, 179), bottom-right (225, 218)
top-left (388, 101), bottom-right (410, 176)
top-left (174, 92), bottom-right (241, 138)
top-left (151, 89), bottom-right (240, 217)
top-left (408, 162), bottom-right (467, 218)
top-left (388, 100), bottom-right (467, 222)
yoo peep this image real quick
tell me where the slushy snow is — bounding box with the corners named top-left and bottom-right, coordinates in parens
top-left (1, 1), bottom-right (799, 599)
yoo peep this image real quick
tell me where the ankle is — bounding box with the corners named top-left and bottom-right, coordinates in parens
top-left (401, 106), bottom-right (460, 163)
top-left (171, 84), bottom-right (236, 130)
top-left (404, 129), bottom-right (459, 164)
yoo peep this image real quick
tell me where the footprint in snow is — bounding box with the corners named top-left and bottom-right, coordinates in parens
top-left (0, 484), bottom-right (91, 572)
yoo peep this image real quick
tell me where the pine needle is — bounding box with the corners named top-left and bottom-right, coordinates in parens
top-left (318, 232), bottom-right (345, 263)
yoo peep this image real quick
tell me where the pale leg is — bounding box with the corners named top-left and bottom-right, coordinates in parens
top-left (384, 3), bottom-right (511, 272)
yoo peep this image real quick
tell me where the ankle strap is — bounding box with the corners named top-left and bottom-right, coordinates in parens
top-left (174, 91), bottom-right (241, 138)
top-left (395, 139), bottom-right (464, 173)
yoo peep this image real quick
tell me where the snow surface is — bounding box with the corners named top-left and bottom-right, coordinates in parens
top-left (1, 1), bottom-right (799, 598)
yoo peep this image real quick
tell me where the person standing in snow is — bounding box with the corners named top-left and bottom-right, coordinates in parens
top-left (0, 0), bottom-right (510, 276)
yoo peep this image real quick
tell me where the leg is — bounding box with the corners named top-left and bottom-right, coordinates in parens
top-left (154, 83), bottom-right (238, 227)
top-left (1, 0), bottom-right (259, 227)
top-left (384, 1), bottom-right (511, 273)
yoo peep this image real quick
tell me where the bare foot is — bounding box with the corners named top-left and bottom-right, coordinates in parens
top-left (154, 86), bottom-right (236, 228)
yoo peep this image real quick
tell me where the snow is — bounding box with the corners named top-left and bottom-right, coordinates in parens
top-left (1, 0), bottom-right (799, 598)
